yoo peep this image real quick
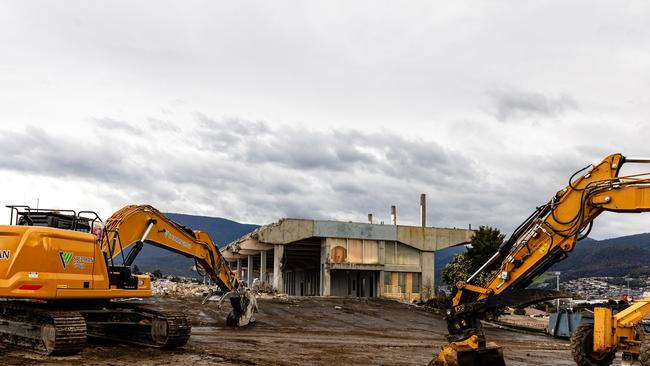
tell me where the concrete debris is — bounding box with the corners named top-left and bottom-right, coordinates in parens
top-left (251, 279), bottom-right (273, 293)
top-left (334, 306), bottom-right (342, 310)
top-left (152, 279), bottom-right (214, 297)
top-left (151, 278), bottom-right (278, 298)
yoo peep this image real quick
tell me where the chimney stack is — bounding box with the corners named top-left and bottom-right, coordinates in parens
top-left (419, 193), bottom-right (426, 227)
top-left (368, 213), bottom-right (373, 224)
top-left (390, 205), bottom-right (397, 225)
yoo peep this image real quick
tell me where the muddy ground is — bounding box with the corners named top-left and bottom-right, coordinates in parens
top-left (0, 296), bottom-right (619, 365)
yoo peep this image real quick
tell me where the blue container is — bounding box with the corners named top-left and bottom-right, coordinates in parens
top-left (548, 312), bottom-right (584, 338)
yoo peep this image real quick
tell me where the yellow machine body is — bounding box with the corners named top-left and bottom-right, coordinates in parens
top-left (436, 154), bottom-right (650, 366)
top-left (0, 225), bottom-right (151, 299)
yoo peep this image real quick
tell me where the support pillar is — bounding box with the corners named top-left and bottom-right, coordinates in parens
top-left (273, 245), bottom-right (284, 292)
top-left (320, 238), bottom-right (331, 296)
top-left (421, 251), bottom-right (435, 300)
top-left (247, 255), bottom-right (254, 285)
top-left (260, 250), bottom-right (267, 283)
top-left (236, 259), bottom-right (242, 281)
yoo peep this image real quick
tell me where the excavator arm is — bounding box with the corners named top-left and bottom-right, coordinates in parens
top-left (101, 205), bottom-right (257, 326)
top-left (435, 154), bottom-right (650, 366)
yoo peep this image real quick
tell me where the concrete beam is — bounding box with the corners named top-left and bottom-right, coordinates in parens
top-left (238, 238), bottom-right (274, 251)
top-left (273, 245), bottom-right (284, 292)
top-left (238, 249), bottom-right (263, 256)
top-left (221, 248), bottom-right (247, 261)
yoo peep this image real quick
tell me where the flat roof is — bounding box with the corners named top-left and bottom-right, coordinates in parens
top-left (221, 218), bottom-right (474, 261)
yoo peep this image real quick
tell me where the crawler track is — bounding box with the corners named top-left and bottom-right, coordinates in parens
top-left (81, 302), bottom-right (191, 349)
top-left (0, 301), bottom-right (86, 355)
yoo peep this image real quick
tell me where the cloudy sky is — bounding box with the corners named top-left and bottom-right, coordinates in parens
top-left (1, 1), bottom-right (649, 239)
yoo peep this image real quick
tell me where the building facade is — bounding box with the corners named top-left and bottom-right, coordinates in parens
top-left (222, 219), bottom-right (473, 301)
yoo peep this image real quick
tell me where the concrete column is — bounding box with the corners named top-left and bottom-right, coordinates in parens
top-left (260, 250), bottom-right (267, 283)
top-left (320, 238), bottom-right (331, 296)
top-left (273, 245), bottom-right (284, 292)
top-left (236, 259), bottom-right (242, 281)
top-left (421, 251), bottom-right (435, 300)
top-left (379, 270), bottom-right (385, 297)
top-left (247, 255), bottom-right (254, 285)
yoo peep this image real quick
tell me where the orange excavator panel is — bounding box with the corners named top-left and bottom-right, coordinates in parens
top-left (0, 225), bottom-right (150, 299)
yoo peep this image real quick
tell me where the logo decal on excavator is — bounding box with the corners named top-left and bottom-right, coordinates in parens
top-left (59, 251), bottom-right (73, 269)
top-left (0, 250), bottom-right (9, 260)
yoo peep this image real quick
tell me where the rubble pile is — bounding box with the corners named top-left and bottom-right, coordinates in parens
top-left (152, 279), bottom-right (214, 297)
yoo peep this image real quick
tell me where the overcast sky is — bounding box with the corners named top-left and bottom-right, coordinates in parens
top-left (1, 1), bottom-right (649, 239)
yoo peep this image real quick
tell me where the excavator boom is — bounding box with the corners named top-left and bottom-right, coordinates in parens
top-left (102, 205), bottom-right (257, 327)
top-left (102, 205), bottom-right (237, 292)
top-left (435, 154), bottom-right (650, 366)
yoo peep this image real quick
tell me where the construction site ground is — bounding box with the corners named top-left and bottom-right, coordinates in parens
top-left (0, 296), bottom-right (618, 366)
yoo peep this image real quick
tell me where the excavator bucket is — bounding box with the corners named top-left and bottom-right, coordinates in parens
top-left (203, 286), bottom-right (258, 327)
top-left (227, 287), bottom-right (257, 327)
top-left (432, 336), bottom-right (505, 366)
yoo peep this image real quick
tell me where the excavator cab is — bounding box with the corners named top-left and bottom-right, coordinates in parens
top-left (9, 205), bottom-right (94, 232)
top-left (8, 205), bottom-right (142, 290)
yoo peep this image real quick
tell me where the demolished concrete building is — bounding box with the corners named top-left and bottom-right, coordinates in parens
top-left (221, 196), bottom-right (474, 301)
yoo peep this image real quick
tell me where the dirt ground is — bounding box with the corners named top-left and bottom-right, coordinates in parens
top-left (0, 296), bottom-right (621, 366)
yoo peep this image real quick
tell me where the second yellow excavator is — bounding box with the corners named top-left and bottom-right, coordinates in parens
top-left (433, 154), bottom-right (650, 366)
top-left (0, 204), bottom-right (256, 354)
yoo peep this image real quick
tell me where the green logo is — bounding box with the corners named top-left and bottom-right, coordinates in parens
top-left (59, 251), bottom-right (73, 269)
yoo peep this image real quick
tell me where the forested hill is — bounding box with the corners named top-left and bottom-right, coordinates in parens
top-left (549, 233), bottom-right (650, 280)
top-left (438, 233), bottom-right (650, 285)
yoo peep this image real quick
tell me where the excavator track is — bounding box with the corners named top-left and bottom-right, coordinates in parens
top-left (81, 302), bottom-right (191, 349)
top-left (0, 301), bottom-right (86, 355)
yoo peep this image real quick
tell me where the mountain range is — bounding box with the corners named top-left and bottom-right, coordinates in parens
top-left (549, 233), bottom-right (650, 280)
top-left (131, 213), bottom-right (650, 284)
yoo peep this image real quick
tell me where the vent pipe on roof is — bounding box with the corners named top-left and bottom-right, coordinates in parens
top-left (420, 193), bottom-right (426, 227)
top-left (368, 213), bottom-right (373, 224)
top-left (390, 205), bottom-right (397, 225)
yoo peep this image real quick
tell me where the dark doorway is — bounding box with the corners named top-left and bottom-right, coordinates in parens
top-left (331, 270), bottom-right (378, 297)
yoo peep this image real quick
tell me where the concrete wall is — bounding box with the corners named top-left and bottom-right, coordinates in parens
top-left (258, 219), bottom-right (314, 244)
top-left (397, 226), bottom-right (473, 251)
top-left (314, 221), bottom-right (396, 241)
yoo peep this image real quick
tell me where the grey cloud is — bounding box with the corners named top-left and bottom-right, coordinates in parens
top-left (489, 88), bottom-right (579, 121)
top-left (146, 117), bottom-right (182, 133)
top-left (0, 126), bottom-right (132, 183)
top-left (192, 118), bottom-right (477, 189)
top-left (92, 117), bottom-right (144, 135)
top-left (0, 118), bottom-right (485, 228)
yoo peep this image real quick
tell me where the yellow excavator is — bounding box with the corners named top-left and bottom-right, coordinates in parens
top-left (0, 204), bottom-right (256, 354)
top-left (434, 153), bottom-right (650, 366)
